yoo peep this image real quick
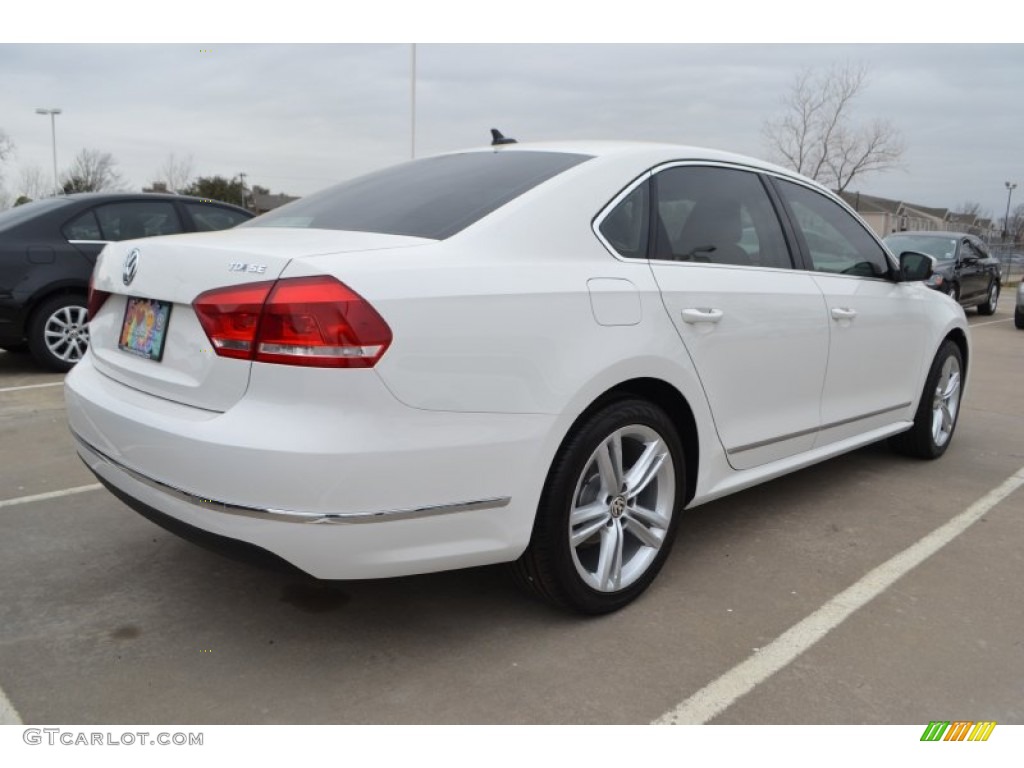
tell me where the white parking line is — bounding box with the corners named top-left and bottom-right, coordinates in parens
top-left (0, 484), bottom-right (102, 509)
top-left (0, 483), bottom-right (106, 723)
top-left (653, 464), bottom-right (1024, 725)
top-left (971, 317), bottom-right (1013, 328)
top-left (0, 381), bottom-right (65, 394)
top-left (0, 686), bottom-right (22, 725)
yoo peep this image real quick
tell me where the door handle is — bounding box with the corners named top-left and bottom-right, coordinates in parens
top-left (681, 308), bottom-right (724, 324)
top-left (830, 307), bottom-right (857, 321)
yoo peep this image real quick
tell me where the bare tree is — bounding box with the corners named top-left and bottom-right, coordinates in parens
top-left (0, 129), bottom-right (14, 205)
top-left (155, 152), bottom-right (194, 193)
top-left (0, 129), bottom-right (12, 166)
top-left (62, 148), bottom-right (125, 193)
top-left (763, 62), bottom-right (905, 193)
top-left (956, 201), bottom-right (987, 219)
top-left (17, 164), bottom-right (51, 201)
top-left (1009, 202), bottom-right (1024, 245)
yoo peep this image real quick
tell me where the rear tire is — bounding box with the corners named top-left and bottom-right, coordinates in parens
top-left (889, 340), bottom-right (963, 459)
top-left (27, 295), bottom-right (90, 373)
top-left (977, 280), bottom-right (999, 315)
top-left (1015, 305), bottom-right (1024, 330)
top-left (512, 399), bottom-right (685, 614)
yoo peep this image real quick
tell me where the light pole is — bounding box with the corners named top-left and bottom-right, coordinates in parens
top-left (410, 43), bottom-right (417, 159)
top-left (35, 108), bottom-right (62, 197)
top-left (1004, 181), bottom-right (1017, 243)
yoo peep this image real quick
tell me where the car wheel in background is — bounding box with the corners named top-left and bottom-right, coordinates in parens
top-left (28, 295), bottom-right (90, 373)
top-left (1015, 305), bottom-right (1024, 329)
top-left (513, 399), bottom-right (685, 614)
top-left (889, 340), bottom-right (963, 460)
top-left (977, 281), bottom-right (999, 315)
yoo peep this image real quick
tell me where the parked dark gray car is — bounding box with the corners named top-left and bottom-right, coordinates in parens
top-left (884, 231), bottom-right (1001, 314)
top-left (0, 193), bottom-right (252, 371)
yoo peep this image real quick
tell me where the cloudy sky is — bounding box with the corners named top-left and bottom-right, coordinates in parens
top-left (3, 10), bottom-right (1022, 220)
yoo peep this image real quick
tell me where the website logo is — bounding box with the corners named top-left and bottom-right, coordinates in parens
top-left (920, 721), bottom-right (996, 742)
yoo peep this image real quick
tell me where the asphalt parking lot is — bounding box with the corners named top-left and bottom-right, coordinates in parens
top-left (1, 307), bottom-right (1021, 726)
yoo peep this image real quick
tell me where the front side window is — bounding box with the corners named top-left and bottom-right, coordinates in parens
top-left (94, 201), bottom-right (183, 241)
top-left (776, 180), bottom-right (892, 278)
top-left (652, 166), bottom-right (792, 269)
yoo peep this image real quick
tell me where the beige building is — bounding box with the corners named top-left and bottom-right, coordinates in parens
top-left (838, 190), bottom-right (999, 242)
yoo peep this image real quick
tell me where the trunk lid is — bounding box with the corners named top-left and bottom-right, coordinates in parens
top-left (87, 228), bottom-right (427, 411)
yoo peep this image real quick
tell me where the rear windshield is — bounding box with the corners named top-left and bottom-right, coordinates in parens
top-left (244, 150), bottom-right (592, 240)
top-left (0, 197), bottom-right (73, 232)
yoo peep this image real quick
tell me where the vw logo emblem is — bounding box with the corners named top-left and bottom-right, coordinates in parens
top-left (123, 248), bottom-right (140, 286)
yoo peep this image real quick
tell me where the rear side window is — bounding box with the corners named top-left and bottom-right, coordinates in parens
top-left (598, 182), bottom-right (649, 259)
top-left (652, 166), bottom-right (793, 269)
top-left (63, 210), bottom-right (102, 240)
top-left (245, 151), bottom-right (592, 240)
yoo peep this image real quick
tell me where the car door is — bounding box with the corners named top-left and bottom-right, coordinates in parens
top-left (771, 178), bottom-right (932, 447)
top-left (63, 200), bottom-right (185, 265)
top-left (639, 165), bottom-right (830, 471)
top-left (957, 237), bottom-right (988, 303)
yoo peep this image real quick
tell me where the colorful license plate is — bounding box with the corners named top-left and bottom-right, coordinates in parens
top-left (118, 297), bottom-right (172, 361)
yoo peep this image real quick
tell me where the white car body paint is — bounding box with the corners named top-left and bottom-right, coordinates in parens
top-left (65, 141), bottom-right (971, 583)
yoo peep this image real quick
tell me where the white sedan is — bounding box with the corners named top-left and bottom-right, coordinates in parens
top-left (65, 141), bottom-right (969, 614)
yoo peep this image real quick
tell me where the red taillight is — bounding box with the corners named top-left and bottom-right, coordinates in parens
top-left (87, 273), bottom-right (111, 320)
top-left (193, 281), bottom-right (274, 360)
top-left (193, 276), bottom-right (392, 368)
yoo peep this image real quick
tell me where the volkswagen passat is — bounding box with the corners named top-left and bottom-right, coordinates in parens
top-left (65, 142), bottom-right (969, 614)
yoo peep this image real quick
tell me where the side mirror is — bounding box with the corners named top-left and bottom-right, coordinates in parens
top-left (899, 250), bottom-right (936, 282)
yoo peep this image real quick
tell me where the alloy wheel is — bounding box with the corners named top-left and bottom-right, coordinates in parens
top-left (931, 355), bottom-right (961, 448)
top-left (43, 304), bottom-right (90, 364)
top-left (568, 424), bottom-right (676, 592)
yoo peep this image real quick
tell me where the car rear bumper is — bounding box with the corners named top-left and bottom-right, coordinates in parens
top-left (65, 354), bottom-right (554, 579)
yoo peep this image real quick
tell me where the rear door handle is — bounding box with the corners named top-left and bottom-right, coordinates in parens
top-left (681, 308), bottom-right (724, 325)
top-left (831, 307), bottom-right (857, 321)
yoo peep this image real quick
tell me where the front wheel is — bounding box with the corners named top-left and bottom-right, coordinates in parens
top-left (512, 399), bottom-right (685, 614)
top-left (977, 280), bottom-right (999, 315)
top-left (889, 340), bottom-right (963, 459)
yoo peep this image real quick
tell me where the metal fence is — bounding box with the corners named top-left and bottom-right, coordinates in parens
top-left (989, 245), bottom-right (1023, 283)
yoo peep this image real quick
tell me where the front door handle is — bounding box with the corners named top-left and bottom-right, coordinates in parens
top-left (681, 308), bottom-right (724, 325)
top-left (831, 307), bottom-right (857, 321)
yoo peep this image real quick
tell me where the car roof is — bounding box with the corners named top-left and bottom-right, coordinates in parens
top-left (456, 139), bottom-right (816, 184)
top-left (61, 191), bottom-right (250, 213)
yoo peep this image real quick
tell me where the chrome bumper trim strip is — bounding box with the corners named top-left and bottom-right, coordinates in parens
top-left (72, 431), bottom-right (510, 525)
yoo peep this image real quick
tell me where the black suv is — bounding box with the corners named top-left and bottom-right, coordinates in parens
top-left (883, 231), bottom-right (1002, 314)
top-left (0, 193), bottom-right (252, 371)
